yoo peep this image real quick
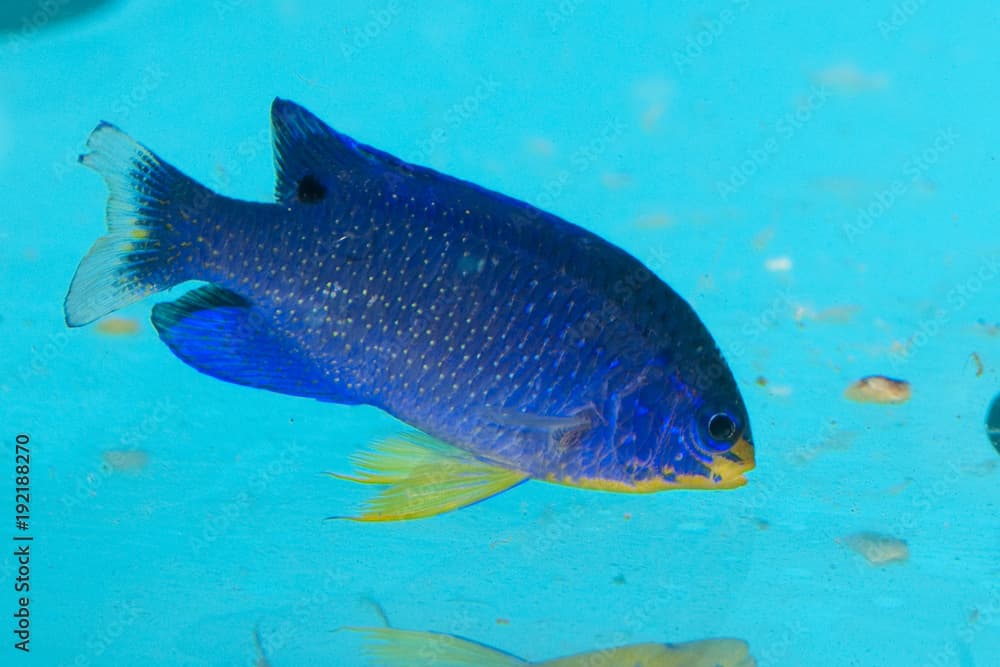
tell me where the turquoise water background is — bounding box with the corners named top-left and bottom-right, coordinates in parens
top-left (1, 1), bottom-right (998, 665)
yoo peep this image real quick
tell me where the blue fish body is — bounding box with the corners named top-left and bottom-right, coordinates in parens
top-left (66, 99), bottom-right (753, 512)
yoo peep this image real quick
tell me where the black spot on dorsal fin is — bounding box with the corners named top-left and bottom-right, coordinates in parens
top-left (296, 174), bottom-right (326, 203)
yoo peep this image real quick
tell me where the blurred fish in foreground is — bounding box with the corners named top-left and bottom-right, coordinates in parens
top-left (0, 0), bottom-right (114, 34)
top-left (66, 99), bottom-right (753, 521)
top-left (985, 391), bottom-right (1000, 457)
top-left (346, 626), bottom-right (756, 667)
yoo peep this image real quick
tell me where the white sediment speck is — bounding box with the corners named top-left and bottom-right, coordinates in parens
top-left (764, 256), bottom-right (793, 272)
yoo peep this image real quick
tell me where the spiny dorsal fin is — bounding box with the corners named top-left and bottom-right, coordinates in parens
top-left (269, 98), bottom-right (416, 206)
top-left (327, 432), bottom-right (528, 522)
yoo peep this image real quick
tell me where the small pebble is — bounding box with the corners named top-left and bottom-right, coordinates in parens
top-left (841, 531), bottom-right (909, 566)
top-left (96, 317), bottom-right (141, 336)
top-left (635, 213), bottom-right (673, 229)
top-left (845, 375), bottom-right (911, 404)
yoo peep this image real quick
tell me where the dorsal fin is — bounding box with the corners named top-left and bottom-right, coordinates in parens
top-left (269, 98), bottom-right (415, 206)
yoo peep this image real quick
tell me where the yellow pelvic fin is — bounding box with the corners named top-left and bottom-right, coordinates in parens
top-left (327, 432), bottom-right (529, 522)
top-left (343, 626), bottom-right (527, 666)
top-left (539, 639), bottom-right (756, 667)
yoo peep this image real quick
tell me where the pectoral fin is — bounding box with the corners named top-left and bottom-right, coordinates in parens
top-left (328, 432), bottom-right (528, 522)
top-left (478, 407), bottom-right (597, 451)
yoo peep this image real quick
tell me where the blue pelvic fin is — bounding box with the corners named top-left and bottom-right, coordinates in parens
top-left (327, 432), bottom-right (529, 522)
top-left (66, 123), bottom-right (216, 327)
top-left (151, 285), bottom-right (358, 403)
top-left (269, 97), bottom-right (417, 206)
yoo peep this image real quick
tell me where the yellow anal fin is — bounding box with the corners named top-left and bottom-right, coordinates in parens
top-left (539, 639), bottom-right (755, 667)
top-left (343, 626), bottom-right (527, 666)
top-left (327, 432), bottom-right (528, 521)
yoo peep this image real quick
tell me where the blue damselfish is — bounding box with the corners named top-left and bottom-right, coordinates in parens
top-left (65, 99), bottom-right (754, 520)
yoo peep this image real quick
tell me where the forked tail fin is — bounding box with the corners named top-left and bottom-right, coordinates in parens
top-left (65, 122), bottom-right (217, 327)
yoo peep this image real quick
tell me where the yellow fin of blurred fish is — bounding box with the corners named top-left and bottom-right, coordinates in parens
top-left (344, 626), bottom-right (526, 666)
top-left (345, 627), bottom-right (756, 667)
top-left (327, 432), bottom-right (528, 521)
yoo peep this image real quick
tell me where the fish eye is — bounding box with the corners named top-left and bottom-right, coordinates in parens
top-left (707, 412), bottom-right (738, 443)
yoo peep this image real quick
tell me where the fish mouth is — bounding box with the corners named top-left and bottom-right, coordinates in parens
top-left (659, 433), bottom-right (755, 491)
top-left (705, 434), bottom-right (755, 489)
top-left (549, 434), bottom-right (756, 494)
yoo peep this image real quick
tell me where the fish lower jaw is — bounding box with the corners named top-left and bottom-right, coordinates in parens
top-left (543, 467), bottom-right (751, 494)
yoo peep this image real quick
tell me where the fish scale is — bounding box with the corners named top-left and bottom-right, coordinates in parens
top-left (64, 98), bottom-right (755, 520)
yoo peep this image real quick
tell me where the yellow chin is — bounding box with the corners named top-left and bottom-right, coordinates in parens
top-left (701, 434), bottom-right (755, 489)
top-left (545, 435), bottom-right (755, 493)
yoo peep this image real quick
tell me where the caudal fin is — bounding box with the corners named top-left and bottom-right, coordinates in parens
top-left (65, 123), bottom-right (215, 327)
